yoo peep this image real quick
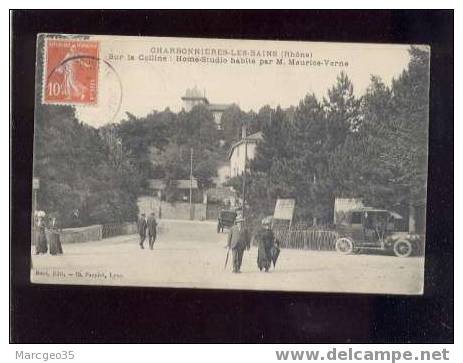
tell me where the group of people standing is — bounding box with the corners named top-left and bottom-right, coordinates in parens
top-left (227, 217), bottom-right (280, 273)
top-left (34, 214), bottom-right (63, 256)
top-left (137, 212), bottom-right (158, 250)
top-left (135, 211), bottom-right (278, 273)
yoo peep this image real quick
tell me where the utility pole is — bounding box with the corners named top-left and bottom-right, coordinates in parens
top-left (241, 125), bottom-right (247, 226)
top-left (32, 188), bottom-right (37, 247)
top-left (313, 174), bottom-right (317, 226)
top-left (189, 147), bottom-right (193, 220)
top-left (32, 178), bottom-right (40, 248)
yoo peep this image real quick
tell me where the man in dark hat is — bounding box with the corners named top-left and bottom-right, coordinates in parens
top-left (227, 217), bottom-right (250, 273)
top-left (137, 213), bottom-right (147, 249)
top-left (147, 212), bottom-right (158, 250)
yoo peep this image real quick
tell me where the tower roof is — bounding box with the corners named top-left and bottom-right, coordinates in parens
top-left (182, 86), bottom-right (209, 103)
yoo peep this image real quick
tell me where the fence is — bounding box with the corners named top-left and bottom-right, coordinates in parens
top-left (52, 222), bottom-right (138, 243)
top-left (273, 227), bottom-right (338, 251)
top-left (59, 225), bottom-right (103, 244)
top-left (101, 222), bottom-right (137, 239)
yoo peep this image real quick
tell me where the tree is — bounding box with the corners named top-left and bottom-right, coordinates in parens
top-left (255, 105), bottom-right (273, 133)
top-left (234, 107), bottom-right (295, 228)
top-left (323, 72), bottom-right (361, 148)
top-left (34, 105), bottom-right (142, 227)
top-left (299, 72), bottom-right (362, 222)
top-left (329, 46), bottom-right (430, 222)
top-left (291, 93), bottom-right (330, 222)
top-left (388, 46), bottom-right (430, 206)
top-left (220, 104), bottom-right (245, 147)
top-left (188, 104), bottom-right (220, 150)
top-left (117, 110), bottom-right (171, 184)
top-left (329, 76), bottom-right (396, 205)
top-left (252, 106), bottom-right (293, 173)
top-left (243, 110), bottom-right (259, 135)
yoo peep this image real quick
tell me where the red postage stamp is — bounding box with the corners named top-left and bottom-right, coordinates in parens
top-left (43, 39), bottom-right (99, 105)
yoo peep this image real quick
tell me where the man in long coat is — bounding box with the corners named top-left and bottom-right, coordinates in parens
top-left (137, 213), bottom-right (147, 249)
top-left (147, 212), bottom-right (158, 250)
top-left (227, 218), bottom-right (250, 273)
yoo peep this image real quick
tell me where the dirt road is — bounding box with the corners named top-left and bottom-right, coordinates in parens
top-left (31, 219), bottom-right (424, 294)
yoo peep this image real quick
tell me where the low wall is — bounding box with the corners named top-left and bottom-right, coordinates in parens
top-left (58, 222), bottom-right (138, 244)
top-left (58, 224), bottom-right (103, 244)
top-left (122, 222), bottom-right (137, 235)
top-left (101, 222), bottom-right (137, 239)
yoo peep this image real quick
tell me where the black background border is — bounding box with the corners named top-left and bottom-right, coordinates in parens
top-left (11, 10), bottom-right (454, 343)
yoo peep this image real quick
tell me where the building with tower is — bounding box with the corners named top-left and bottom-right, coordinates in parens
top-left (181, 86), bottom-right (232, 130)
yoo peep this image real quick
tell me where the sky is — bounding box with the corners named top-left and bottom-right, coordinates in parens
top-left (70, 35), bottom-right (413, 127)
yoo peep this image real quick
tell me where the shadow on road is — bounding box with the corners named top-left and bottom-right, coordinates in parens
top-left (244, 267), bottom-right (329, 274)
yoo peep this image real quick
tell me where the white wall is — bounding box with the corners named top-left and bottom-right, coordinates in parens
top-left (212, 112), bottom-right (222, 128)
top-left (229, 141), bottom-right (258, 178)
top-left (214, 162), bottom-right (230, 186)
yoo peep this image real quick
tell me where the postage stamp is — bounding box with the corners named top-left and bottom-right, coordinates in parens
top-left (43, 39), bottom-right (99, 105)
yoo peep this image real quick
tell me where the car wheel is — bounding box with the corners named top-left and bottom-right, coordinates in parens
top-left (393, 239), bottom-right (413, 257)
top-left (335, 237), bottom-right (354, 254)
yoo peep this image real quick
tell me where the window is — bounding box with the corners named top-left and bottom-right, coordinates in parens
top-left (351, 212), bottom-right (362, 224)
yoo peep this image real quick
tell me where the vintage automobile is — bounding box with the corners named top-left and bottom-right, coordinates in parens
top-left (334, 207), bottom-right (423, 257)
top-left (217, 210), bottom-right (237, 233)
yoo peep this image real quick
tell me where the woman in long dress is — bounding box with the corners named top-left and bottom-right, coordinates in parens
top-left (255, 219), bottom-right (275, 272)
top-left (48, 217), bottom-right (63, 255)
top-left (35, 217), bottom-right (48, 254)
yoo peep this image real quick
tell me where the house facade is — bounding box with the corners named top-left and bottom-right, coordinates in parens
top-left (139, 179), bottom-right (236, 221)
top-left (228, 131), bottom-right (263, 178)
top-left (148, 179), bottom-right (203, 203)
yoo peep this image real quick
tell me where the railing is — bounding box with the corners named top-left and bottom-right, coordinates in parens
top-left (101, 222), bottom-right (137, 239)
top-left (34, 221), bottom-right (145, 244)
top-left (273, 227), bottom-right (338, 251)
top-left (58, 224), bottom-right (102, 244)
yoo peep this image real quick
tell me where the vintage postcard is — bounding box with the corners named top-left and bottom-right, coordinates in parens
top-left (31, 34), bottom-right (429, 294)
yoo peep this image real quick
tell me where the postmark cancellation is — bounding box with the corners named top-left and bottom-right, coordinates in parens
top-left (43, 39), bottom-right (99, 105)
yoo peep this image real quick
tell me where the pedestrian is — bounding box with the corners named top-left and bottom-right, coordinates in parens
top-left (227, 217), bottom-right (250, 273)
top-left (147, 212), bottom-right (158, 250)
top-left (48, 216), bottom-right (63, 255)
top-left (254, 217), bottom-right (275, 272)
top-left (137, 213), bottom-right (147, 249)
top-left (35, 214), bottom-right (48, 255)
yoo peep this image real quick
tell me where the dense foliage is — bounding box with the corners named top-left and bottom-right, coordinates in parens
top-left (117, 104), bottom-right (223, 195)
top-left (34, 105), bottom-right (142, 227)
top-left (229, 47), bottom-right (429, 228)
top-left (33, 43), bottom-right (428, 230)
